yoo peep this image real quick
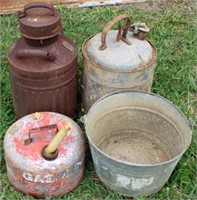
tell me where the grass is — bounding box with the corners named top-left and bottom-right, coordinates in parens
top-left (0, 0), bottom-right (196, 199)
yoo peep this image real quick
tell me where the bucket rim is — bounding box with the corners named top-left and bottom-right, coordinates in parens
top-left (85, 89), bottom-right (192, 167)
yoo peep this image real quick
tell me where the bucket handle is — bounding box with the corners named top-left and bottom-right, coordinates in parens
top-left (18, 3), bottom-right (56, 18)
top-left (80, 115), bottom-right (87, 125)
top-left (99, 14), bottom-right (131, 51)
top-left (16, 49), bottom-right (56, 61)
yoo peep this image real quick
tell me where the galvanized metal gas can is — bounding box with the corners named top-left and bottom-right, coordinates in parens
top-left (82, 14), bottom-right (157, 111)
top-left (4, 112), bottom-right (85, 198)
top-left (7, 3), bottom-right (78, 119)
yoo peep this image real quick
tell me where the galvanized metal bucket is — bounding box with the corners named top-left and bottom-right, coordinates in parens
top-left (82, 15), bottom-right (157, 112)
top-left (83, 90), bottom-right (192, 197)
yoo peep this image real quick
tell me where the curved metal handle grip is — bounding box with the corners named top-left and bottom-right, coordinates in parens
top-left (99, 14), bottom-right (131, 51)
top-left (16, 49), bottom-right (56, 61)
top-left (18, 3), bottom-right (56, 18)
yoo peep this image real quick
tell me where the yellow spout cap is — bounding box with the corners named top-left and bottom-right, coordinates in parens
top-left (45, 122), bottom-right (72, 155)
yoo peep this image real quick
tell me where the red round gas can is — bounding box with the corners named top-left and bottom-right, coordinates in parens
top-left (4, 112), bottom-right (85, 198)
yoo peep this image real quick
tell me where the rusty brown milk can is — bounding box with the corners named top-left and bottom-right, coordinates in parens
top-left (7, 2), bottom-right (78, 119)
top-left (82, 14), bottom-right (157, 112)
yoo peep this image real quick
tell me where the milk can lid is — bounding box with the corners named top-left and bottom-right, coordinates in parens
top-left (84, 15), bottom-right (157, 71)
top-left (18, 2), bottom-right (61, 39)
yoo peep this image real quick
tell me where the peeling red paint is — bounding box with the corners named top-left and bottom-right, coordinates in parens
top-left (65, 133), bottom-right (73, 142)
top-left (13, 138), bottom-right (49, 160)
top-left (4, 112), bottom-right (85, 198)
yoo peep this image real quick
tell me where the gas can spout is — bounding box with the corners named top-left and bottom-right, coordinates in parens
top-left (42, 123), bottom-right (72, 160)
top-left (130, 23), bottom-right (150, 40)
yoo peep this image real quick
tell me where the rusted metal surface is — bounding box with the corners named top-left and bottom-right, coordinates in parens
top-left (0, 0), bottom-right (155, 15)
top-left (4, 112), bottom-right (85, 198)
top-left (18, 3), bottom-right (62, 40)
top-left (82, 15), bottom-right (157, 112)
top-left (7, 3), bottom-right (78, 119)
top-left (84, 90), bottom-right (192, 196)
top-left (130, 22), bottom-right (150, 40)
top-left (99, 14), bottom-right (131, 50)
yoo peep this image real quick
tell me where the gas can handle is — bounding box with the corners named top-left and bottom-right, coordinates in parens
top-left (24, 124), bottom-right (58, 145)
top-left (99, 14), bottom-right (131, 51)
top-left (16, 49), bottom-right (56, 61)
top-left (18, 3), bottom-right (56, 18)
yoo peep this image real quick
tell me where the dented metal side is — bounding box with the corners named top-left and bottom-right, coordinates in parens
top-left (82, 40), bottom-right (157, 111)
top-left (82, 30), bottom-right (157, 112)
